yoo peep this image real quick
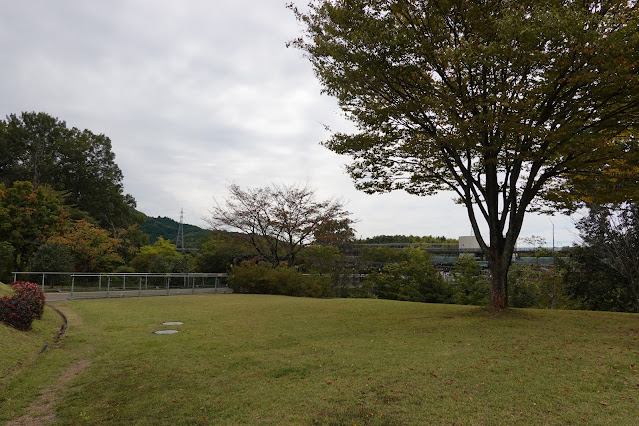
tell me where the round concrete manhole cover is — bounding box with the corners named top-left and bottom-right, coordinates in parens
top-left (153, 330), bottom-right (179, 335)
top-left (162, 322), bottom-right (184, 325)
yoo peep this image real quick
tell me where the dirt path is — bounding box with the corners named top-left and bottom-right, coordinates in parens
top-left (5, 306), bottom-right (91, 425)
top-left (6, 358), bottom-right (90, 426)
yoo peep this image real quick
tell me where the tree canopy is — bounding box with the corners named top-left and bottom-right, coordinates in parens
top-left (291, 0), bottom-right (639, 307)
top-left (357, 235), bottom-right (457, 244)
top-left (0, 112), bottom-right (139, 230)
top-left (567, 204), bottom-right (639, 313)
top-left (48, 220), bottom-right (124, 272)
top-left (208, 183), bottom-right (354, 267)
top-left (0, 181), bottom-right (65, 270)
top-left (131, 237), bottom-right (188, 273)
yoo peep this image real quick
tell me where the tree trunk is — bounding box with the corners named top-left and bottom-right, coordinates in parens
top-left (488, 250), bottom-right (509, 308)
top-left (487, 230), bottom-right (517, 309)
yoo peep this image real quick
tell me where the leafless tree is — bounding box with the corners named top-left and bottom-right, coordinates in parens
top-left (207, 183), bottom-right (354, 267)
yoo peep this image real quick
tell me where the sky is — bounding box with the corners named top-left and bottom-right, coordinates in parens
top-left (0, 0), bottom-right (581, 246)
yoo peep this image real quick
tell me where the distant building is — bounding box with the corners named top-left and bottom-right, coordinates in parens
top-left (458, 236), bottom-right (480, 250)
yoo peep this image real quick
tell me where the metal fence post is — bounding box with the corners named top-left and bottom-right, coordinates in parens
top-left (107, 276), bottom-right (111, 297)
top-left (70, 275), bottom-right (75, 299)
top-left (138, 276), bottom-right (142, 297)
top-left (41, 273), bottom-right (45, 292)
top-left (99, 274), bottom-right (102, 291)
top-left (123, 274), bottom-right (126, 290)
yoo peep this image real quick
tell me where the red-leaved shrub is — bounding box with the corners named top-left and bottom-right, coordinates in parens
top-left (0, 281), bottom-right (46, 331)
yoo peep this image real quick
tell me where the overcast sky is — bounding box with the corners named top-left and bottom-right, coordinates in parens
top-left (1, 0), bottom-right (580, 245)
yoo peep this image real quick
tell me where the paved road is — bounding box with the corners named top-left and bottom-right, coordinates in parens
top-left (45, 287), bottom-right (232, 302)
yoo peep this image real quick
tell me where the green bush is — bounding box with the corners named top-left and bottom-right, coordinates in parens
top-left (28, 243), bottom-right (74, 272)
top-left (27, 243), bottom-right (74, 288)
top-left (508, 263), bottom-right (572, 309)
top-left (113, 265), bottom-right (136, 274)
top-left (452, 256), bottom-right (489, 306)
top-left (364, 247), bottom-right (452, 303)
top-left (228, 261), bottom-right (333, 298)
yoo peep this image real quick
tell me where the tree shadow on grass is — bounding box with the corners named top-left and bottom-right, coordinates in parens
top-left (456, 306), bottom-right (535, 321)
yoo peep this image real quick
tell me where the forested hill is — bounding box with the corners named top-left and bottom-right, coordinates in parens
top-left (139, 216), bottom-right (210, 248)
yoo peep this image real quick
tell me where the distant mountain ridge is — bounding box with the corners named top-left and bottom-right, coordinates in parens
top-left (139, 215), bottom-right (210, 248)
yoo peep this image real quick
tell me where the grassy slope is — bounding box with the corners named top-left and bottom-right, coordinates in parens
top-left (0, 283), bottom-right (63, 392)
top-left (2, 295), bottom-right (638, 424)
top-left (0, 282), bottom-right (14, 297)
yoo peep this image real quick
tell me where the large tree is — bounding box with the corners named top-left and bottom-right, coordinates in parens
top-left (0, 112), bottom-right (139, 230)
top-left (208, 183), bottom-right (353, 267)
top-left (131, 237), bottom-right (188, 273)
top-left (290, 0), bottom-right (639, 307)
top-left (0, 181), bottom-right (65, 270)
top-left (48, 220), bottom-right (124, 272)
top-left (568, 204), bottom-right (639, 313)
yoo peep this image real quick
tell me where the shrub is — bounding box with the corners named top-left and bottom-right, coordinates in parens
top-left (0, 281), bottom-right (46, 331)
top-left (363, 247), bottom-right (452, 303)
top-left (12, 281), bottom-right (46, 319)
top-left (229, 261), bottom-right (333, 298)
top-left (28, 242), bottom-right (74, 273)
top-left (452, 256), bottom-right (489, 306)
top-left (113, 265), bottom-right (136, 274)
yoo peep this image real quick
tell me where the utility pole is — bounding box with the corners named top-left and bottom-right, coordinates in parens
top-left (176, 208), bottom-right (185, 251)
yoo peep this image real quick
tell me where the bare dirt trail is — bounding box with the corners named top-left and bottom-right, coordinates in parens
top-left (6, 359), bottom-right (91, 426)
top-left (5, 306), bottom-right (92, 425)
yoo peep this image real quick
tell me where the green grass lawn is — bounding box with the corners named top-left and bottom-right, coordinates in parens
top-left (1, 294), bottom-right (638, 424)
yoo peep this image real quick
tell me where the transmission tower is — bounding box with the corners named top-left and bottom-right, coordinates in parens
top-left (176, 208), bottom-right (185, 251)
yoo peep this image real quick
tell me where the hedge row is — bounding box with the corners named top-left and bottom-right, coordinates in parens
top-left (228, 261), bottom-right (334, 298)
top-left (0, 281), bottom-right (46, 331)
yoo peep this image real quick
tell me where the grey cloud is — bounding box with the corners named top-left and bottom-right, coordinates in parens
top-left (0, 0), bottom-right (578, 242)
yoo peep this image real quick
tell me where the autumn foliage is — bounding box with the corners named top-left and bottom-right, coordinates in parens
top-left (0, 281), bottom-right (46, 331)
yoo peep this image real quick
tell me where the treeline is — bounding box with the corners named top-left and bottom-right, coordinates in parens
top-left (0, 112), bottom-right (229, 281)
top-left (0, 112), bottom-right (140, 230)
top-left (1, 112), bottom-right (636, 313)
top-left (0, 112), bottom-right (147, 279)
top-left (357, 235), bottom-right (457, 244)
